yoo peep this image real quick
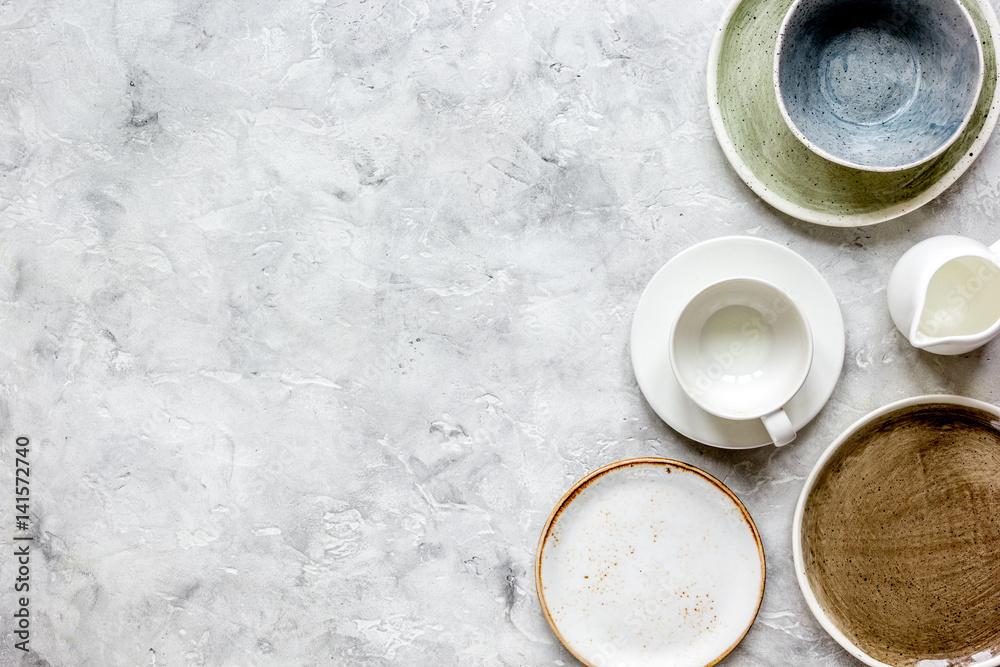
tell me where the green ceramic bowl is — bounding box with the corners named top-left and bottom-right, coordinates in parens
top-left (708, 0), bottom-right (1000, 226)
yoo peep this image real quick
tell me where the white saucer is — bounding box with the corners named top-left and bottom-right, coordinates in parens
top-left (630, 236), bottom-right (845, 448)
top-left (536, 458), bottom-right (765, 667)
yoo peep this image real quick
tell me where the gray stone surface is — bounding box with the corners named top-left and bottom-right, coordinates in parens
top-left (0, 0), bottom-right (999, 665)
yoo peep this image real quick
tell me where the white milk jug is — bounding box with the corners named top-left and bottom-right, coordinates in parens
top-left (887, 235), bottom-right (1000, 355)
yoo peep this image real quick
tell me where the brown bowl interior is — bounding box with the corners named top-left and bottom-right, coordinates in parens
top-left (802, 403), bottom-right (1000, 666)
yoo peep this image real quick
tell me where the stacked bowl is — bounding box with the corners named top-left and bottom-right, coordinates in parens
top-left (708, 0), bottom-right (999, 225)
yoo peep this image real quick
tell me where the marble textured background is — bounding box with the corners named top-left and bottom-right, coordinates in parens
top-left (0, 0), bottom-right (999, 665)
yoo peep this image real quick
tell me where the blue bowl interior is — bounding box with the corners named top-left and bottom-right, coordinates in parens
top-left (777, 0), bottom-right (982, 170)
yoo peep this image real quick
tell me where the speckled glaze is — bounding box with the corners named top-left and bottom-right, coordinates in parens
top-left (794, 396), bottom-right (1000, 667)
top-left (536, 458), bottom-right (766, 667)
top-left (775, 0), bottom-right (983, 171)
top-left (708, 0), bottom-right (1000, 225)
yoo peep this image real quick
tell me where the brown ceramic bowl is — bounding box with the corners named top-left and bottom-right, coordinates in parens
top-left (793, 395), bottom-right (1000, 667)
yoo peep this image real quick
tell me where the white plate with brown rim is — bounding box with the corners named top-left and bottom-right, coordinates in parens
top-left (535, 458), bottom-right (766, 667)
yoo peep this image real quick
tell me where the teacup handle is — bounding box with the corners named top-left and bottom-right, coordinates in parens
top-left (761, 408), bottom-right (797, 447)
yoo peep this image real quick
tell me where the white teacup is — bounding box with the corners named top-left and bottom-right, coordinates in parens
top-left (669, 278), bottom-right (813, 446)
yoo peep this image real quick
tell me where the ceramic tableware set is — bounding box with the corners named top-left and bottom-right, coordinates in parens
top-left (535, 0), bottom-right (1000, 665)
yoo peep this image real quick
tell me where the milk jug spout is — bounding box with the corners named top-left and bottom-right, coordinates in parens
top-left (887, 235), bottom-right (1000, 356)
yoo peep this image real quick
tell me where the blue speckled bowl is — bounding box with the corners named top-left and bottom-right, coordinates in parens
top-left (775, 0), bottom-right (984, 172)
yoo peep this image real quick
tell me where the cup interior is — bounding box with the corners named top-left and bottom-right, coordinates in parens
top-left (775, 0), bottom-right (983, 171)
top-left (670, 279), bottom-right (812, 420)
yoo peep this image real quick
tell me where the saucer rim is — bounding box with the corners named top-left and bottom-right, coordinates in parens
top-left (630, 235), bottom-right (845, 449)
top-left (707, 0), bottom-right (1000, 226)
top-left (535, 457), bottom-right (766, 667)
top-left (792, 394), bottom-right (1000, 667)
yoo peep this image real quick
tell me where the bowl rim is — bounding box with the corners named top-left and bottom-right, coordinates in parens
top-left (535, 456), bottom-right (767, 667)
top-left (772, 0), bottom-right (985, 172)
top-left (791, 394), bottom-right (1000, 667)
top-left (667, 276), bottom-right (815, 421)
top-left (706, 0), bottom-right (1000, 226)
